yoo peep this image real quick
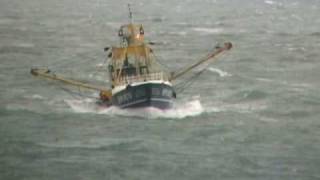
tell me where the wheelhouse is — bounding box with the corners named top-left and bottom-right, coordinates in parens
top-left (108, 24), bottom-right (169, 87)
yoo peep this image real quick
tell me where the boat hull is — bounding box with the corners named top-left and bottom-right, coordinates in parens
top-left (112, 82), bottom-right (175, 109)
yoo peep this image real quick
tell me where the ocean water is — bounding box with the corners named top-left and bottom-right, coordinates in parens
top-left (1, 0), bottom-right (320, 179)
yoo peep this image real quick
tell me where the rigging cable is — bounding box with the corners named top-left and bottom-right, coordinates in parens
top-left (58, 85), bottom-right (98, 100)
top-left (151, 53), bottom-right (171, 72)
top-left (174, 68), bottom-right (207, 94)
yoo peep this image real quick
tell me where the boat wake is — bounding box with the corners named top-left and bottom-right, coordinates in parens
top-left (64, 98), bottom-right (204, 119)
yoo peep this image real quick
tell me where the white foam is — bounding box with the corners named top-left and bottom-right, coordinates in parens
top-left (95, 63), bottom-right (105, 68)
top-left (31, 94), bottom-right (45, 100)
top-left (264, 0), bottom-right (282, 6)
top-left (208, 67), bottom-right (232, 77)
top-left (255, 78), bottom-right (274, 82)
top-left (264, 0), bottom-right (275, 5)
top-left (24, 94), bottom-right (45, 100)
top-left (64, 98), bottom-right (103, 114)
top-left (88, 73), bottom-right (105, 81)
top-left (192, 27), bottom-right (223, 34)
top-left (147, 99), bottom-right (204, 119)
top-left (176, 31), bottom-right (187, 36)
top-left (65, 98), bottom-right (204, 119)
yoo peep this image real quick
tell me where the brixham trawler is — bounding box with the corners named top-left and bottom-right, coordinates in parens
top-left (31, 5), bottom-right (232, 110)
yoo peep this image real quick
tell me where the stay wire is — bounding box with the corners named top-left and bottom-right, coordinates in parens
top-left (151, 53), bottom-right (171, 72)
top-left (58, 84), bottom-right (98, 100)
top-left (174, 68), bottom-right (207, 94)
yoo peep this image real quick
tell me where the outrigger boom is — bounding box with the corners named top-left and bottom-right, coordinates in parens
top-left (30, 68), bottom-right (112, 99)
top-left (169, 42), bottom-right (232, 81)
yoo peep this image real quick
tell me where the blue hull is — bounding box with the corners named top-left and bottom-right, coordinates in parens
top-left (112, 83), bottom-right (176, 109)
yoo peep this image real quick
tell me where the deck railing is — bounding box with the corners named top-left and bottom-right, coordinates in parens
top-left (114, 72), bottom-right (168, 86)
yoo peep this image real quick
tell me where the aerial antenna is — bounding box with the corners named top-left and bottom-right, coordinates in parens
top-left (128, 4), bottom-right (133, 23)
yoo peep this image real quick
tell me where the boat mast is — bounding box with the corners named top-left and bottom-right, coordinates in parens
top-left (128, 4), bottom-right (133, 24)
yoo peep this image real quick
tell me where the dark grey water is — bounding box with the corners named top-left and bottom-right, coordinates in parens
top-left (1, 0), bottom-right (320, 179)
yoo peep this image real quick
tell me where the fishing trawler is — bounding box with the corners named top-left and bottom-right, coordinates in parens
top-left (102, 13), bottom-right (175, 109)
top-left (105, 36), bottom-right (175, 108)
top-left (31, 5), bottom-right (232, 110)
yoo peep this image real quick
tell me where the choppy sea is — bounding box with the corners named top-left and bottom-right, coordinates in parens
top-left (1, 0), bottom-right (320, 179)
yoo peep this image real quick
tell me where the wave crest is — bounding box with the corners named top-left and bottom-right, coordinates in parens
top-left (65, 98), bottom-right (204, 119)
